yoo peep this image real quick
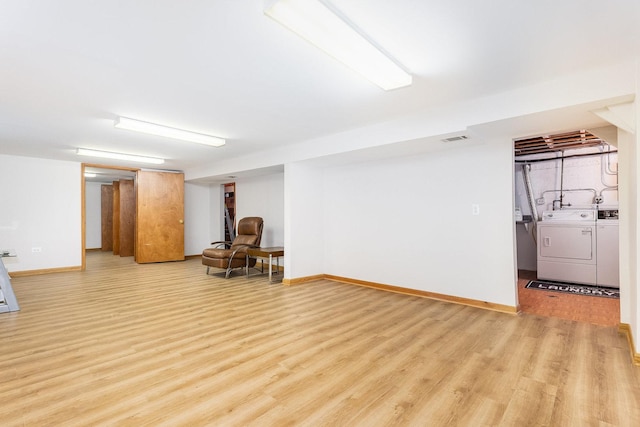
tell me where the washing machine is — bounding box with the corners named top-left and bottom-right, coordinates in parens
top-left (537, 209), bottom-right (597, 285)
top-left (597, 208), bottom-right (619, 288)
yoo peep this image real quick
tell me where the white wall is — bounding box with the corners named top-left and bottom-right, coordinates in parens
top-left (618, 129), bottom-right (635, 327)
top-left (0, 154), bottom-right (82, 272)
top-left (235, 173), bottom-right (284, 248)
top-left (184, 182), bottom-right (213, 256)
top-left (85, 182), bottom-right (103, 249)
top-left (321, 138), bottom-right (518, 307)
top-left (284, 163), bottom-right (324, 279)
top-left (515, 153), bottom-right (619, 217)
top-left (633, 90), bottom-right (640, 353)
top-left (208, 184), bottom-right (223, 245)
top-left (615, 92), bottom-right (639, 352)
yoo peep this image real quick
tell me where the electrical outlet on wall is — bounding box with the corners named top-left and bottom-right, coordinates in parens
top-left (31, 247), bottom-right (42, 253)
top-left (472, 204), bottom-right (480, 215)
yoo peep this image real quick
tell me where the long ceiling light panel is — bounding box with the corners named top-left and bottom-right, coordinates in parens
top-left (264, 0), bottom-right (412, 90)
top-left (115, 117), bottom-right (225, 147)
top-left (76, 148), bottom-right (165, 165)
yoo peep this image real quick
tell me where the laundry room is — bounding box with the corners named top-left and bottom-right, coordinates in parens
top-left (514, 127), bottom-right (620, 312)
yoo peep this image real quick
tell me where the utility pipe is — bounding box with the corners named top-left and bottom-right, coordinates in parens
top-left (523, 164), bottom-right (538, 224)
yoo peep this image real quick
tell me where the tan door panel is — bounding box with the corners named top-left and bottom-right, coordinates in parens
top-left (136, 170), bottom-right (185, 263)
top-left (101, 184), bottom-right (113, 251)
top-left (119, 179), bottom-right (135, 257)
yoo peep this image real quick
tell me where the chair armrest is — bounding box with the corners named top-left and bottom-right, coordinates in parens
top-left (209, 240), bottom-right (232, 249)
top-left (228, 244), bottom-right (261, 261)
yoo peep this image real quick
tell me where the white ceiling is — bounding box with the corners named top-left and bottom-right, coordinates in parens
top-left (1, 0), bottom-right (639, 176)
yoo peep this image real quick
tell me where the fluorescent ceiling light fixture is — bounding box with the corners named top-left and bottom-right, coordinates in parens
top-left (264, 0), bottom-right (412, 90)
top-left (76, 148), bottom-right (165, 165)
top-left (114, 117), bottom-right (225, 147)
top-left (84, 172), bottom-right (97, 178)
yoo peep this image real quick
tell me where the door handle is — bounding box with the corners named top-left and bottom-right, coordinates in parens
top-left (179, 219), bottom-right (184, 224)
top-left (544, 237), bottom-right (551, 247)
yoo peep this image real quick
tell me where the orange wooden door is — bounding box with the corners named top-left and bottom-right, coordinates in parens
top-left (119, 179), bottom-right (136, 257)
top-left (135, 170), bottom-right (185, 263)
top-left (100, 184), bottom-right (113, 251)
top-left (112, 181), bottom-right (121, 255)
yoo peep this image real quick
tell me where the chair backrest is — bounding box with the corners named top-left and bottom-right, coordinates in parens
top-left (231, 217), bottom-right (264, 248)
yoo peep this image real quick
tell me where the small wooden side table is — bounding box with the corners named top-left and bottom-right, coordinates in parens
top-left (247, 246), bottom-right (284, 283)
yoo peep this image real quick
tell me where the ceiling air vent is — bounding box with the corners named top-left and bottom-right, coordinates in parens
top-left (441, 135), bottom-right (469, 143)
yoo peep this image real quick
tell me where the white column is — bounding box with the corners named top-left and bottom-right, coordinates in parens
top-left (283, 162), bottom-right (325, 280)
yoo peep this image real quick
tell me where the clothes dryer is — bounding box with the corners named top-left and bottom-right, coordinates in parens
top-left (537, 209), bottom-right (597, 285)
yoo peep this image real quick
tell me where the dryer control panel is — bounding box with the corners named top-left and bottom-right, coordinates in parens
top-left (597, 209), bottom-right (619, 220)
top-left (542, 209), bottom-right (596, 222)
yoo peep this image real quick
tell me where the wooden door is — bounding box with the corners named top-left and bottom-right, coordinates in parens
top-left (112, 181), bottom-right (120, 255)
top-left (119, 179), bottom-right (136, 257)
top-left (135, 170), bottom-right (185, 263)
top-left (101, 185), bottom-right (113, 251)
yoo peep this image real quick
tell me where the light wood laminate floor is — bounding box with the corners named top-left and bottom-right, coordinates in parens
top-left (1, 252), bottom-right (639, 426)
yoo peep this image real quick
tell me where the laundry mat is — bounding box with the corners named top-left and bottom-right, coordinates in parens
top-left (525, 280), bottom-right (620, 299)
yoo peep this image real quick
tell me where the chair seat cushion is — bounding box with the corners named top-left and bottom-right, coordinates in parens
top-left (202, 247), bottom-right (254, 269)
top-left (202, 248), bottom-right (232, 259)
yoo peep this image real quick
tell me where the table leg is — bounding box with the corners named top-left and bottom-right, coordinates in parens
top-left (268, 254), bottom-right (273, 283)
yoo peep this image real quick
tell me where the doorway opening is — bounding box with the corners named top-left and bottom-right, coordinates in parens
top-left (82, 164), bottom-right (138, 270)
top-left (513, 129), bottom-right (620, 325)
top-left (222, 182), bottom-right (236, 244)
top-left (82, 164), bottom-right (186, 269)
